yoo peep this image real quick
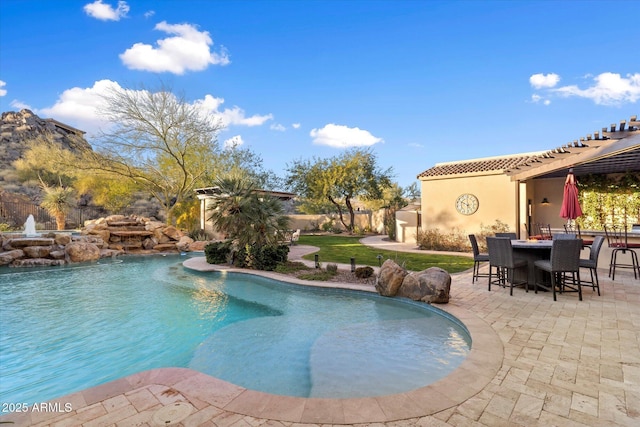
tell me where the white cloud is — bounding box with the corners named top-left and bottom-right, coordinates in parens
top-left (193, 94), bottom-right (272, 127)
top-left (530, 94), bottom-right (551, 105)
top-left (529, 73), bottom-right (560, 89)
top-left (408, 142), bottom-right (424, 148)
top-left (223, 135), bottom-right (244, 149)
top-left (292, 123), bottom-right (301, 129)
top-left (144, 10), bottom-right (155, 18)
top-left (310, 124), bottom-right (383, 148)
top-left (0, 80), bottom-right (6, 97)
top-left (39, 79), bottom-right (122, 135)
top-left (270, 123), bottom-right (286, 131)
top-left (10, 100), bottom-right (32, 110)
top-left (119, 21), bottom-right (229, 74)
top-left (553, 72), bottom-right (640, 106)
top-left (36, 80), bottom-right (272, 136)
top-left (83, 0), bottom-right (129, 21)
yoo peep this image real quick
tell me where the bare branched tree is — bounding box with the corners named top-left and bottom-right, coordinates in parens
top-left (93, 82), bottom-right (224, 224)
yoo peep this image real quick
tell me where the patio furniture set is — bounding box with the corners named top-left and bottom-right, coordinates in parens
top-left (469, 224), bottom-right (639, 301)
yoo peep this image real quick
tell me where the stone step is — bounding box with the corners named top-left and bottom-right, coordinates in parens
top-left (106, 220), bottom-right (141, 227)
top-left (154, 243), bottom-right (178, 251)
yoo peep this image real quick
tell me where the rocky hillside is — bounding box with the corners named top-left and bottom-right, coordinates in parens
top-left (0, 109), bottom-right (92, 199)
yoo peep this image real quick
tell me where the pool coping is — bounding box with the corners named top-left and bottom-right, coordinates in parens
top-left (1, 258), bottom-right (503, 425)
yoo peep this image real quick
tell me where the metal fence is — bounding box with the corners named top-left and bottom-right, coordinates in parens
top-left (0, 200), bottom-right (109, 231)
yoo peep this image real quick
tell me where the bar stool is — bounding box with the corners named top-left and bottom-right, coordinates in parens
top-left (468, 234), bottom-right (489, 283)
top-left (604, 224), bottom-right (640, 280)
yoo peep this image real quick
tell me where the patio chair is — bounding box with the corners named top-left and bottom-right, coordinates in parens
top-left (469, 234), bottom-right (489, 283)
top-left (554, 233), bottom-right (577, 239)
top-left (563, 223), bottom-right (593, 246)
top-left (495, 232), bottom-right (517, 239)
top-left (579, 235), bottom-right (604, 295)
top-left (604, 224), bottom-right (640, 280)
top-left (486, 237), bottom-right (528, 296)
top-left (534, 239), bottom-right (583, 301)
top-left (527, 223), bottom-right (547, 240)
top-left (538, 223), bottom-right (553, 240)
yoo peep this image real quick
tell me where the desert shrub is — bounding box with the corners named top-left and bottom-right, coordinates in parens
top-left (321, 219), bottom-right (334, 232)
top-left (475, 220), bottom-right (512, 252)
top-left (298, 270), bottom-right (336, 281)
top-left (204, 240), bottom-right (232, 264)
top-left (326, 263), bottom-right (338, 273)
top-left (416, 227), bottom-right (469, 252)
top-left (234, 244), bottom-right (290, 271)
top-left (275, 261), bottom-right (310, 274)
top-left (188, 228), bottom-right (212, 241)
top-left (354, 266), bottom-right (374, 278)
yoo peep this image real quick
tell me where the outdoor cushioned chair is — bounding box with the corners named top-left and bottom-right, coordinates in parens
top-left (554, 233), bottom-right (577, 239)
top-left (469, 234), bottom-right (489, 283)
top-left (534, 238), bottom-right (583, 301)
top-left (495, 232), bottom-right (517, 239)
top-left (486, 237), bottom-right (528, 296)
top-left (564, 223), bottom-right (593, 246)
top-left (604, 224), bottom-right (640, 280)
top-left (579, 235), bottom-right (604, 295)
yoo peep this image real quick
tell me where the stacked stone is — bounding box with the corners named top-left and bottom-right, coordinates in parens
top-left (0, 215), bottom-right (211, 268)
top-left (83, 215), bottom-right (201, 253)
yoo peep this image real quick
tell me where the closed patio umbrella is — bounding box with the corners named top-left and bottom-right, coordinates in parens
top-left (560, 168), bottom-right (583, 223)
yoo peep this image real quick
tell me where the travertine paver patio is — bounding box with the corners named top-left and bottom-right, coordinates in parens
top-left (1, 238), bottom-right (639, 426)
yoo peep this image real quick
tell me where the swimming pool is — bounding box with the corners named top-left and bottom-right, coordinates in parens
top-left (0, 255), bottom-right (470, 404)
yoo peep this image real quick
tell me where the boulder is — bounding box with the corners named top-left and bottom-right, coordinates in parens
top-left (23, 245), bottom-right (52, 258)
top-left (162, 226), bottom-right (182, 241)
top-left (142, 237), bottom-right (157, 250)
top-left (397, 267), bottom-right (451, 304)
top-left (375, 259), bottom-right (408, 296)
top-left (54, 233), bottom-right (72, 246)
top-left (65, 242), bottom-right (101, 263)
top-left (0, 249), bottom-right (24, 265)
top-left (188, 240), bottom-right (209, 252)
top-left (49, 250), bottom-right (66, 260)
top-left (176, 236), bottom-right (194, 252)
top-left (100, 248), bottom-right (124, 258)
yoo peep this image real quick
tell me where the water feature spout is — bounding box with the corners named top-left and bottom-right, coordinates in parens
top-left (24, 214), bottom-right (39, 237)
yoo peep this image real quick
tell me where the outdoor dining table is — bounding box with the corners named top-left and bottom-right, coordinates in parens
top-left (510, 239), bottom-right (553, 286)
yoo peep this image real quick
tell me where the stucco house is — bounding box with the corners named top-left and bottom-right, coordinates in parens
top-left (405, 115), bottom-right (640, 243)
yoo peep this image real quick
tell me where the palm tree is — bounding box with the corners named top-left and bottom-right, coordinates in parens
top-left (206, 174), bottom-right (290, 248)
top-left (40, 185), bottom-right (76, 230)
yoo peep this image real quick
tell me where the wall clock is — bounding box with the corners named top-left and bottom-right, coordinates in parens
top-left (455, 193), bottom-right (479, 215)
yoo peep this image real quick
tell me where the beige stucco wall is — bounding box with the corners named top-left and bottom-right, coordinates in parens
top-left (527, 177), bottom-right (565, 230)
top-left (418, 172), bottom-right (580, 239)
top-left (395, 209), bottom-right (420, 244)
top-left (419, 172), bottom-right (520, 236)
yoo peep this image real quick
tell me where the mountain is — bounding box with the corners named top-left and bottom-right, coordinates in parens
top-left (0, 109), bottom-right (93, 200)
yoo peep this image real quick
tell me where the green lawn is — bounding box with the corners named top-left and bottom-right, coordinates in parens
top-left (297, 234), bottom-right (474, 274)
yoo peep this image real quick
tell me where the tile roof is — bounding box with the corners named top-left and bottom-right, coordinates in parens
top-left (417, 155), bottom-right (540, 178)
top-left (417, 115), bottom-right (639, 180)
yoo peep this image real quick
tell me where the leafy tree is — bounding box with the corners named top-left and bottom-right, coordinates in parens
top-left (286, 148), bottom-right (393, 232)
top-left (206, 173), bottom-right (290, 248)
top-left (91, 82), bottom-right (224, 224)
top-left (210, 143), bottom-right (283, 191)
top-left (13, 136), bottom-right (78, 189)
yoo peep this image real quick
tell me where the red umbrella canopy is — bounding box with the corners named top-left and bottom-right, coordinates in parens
top-left (560, 169), bottom-right (583, 220)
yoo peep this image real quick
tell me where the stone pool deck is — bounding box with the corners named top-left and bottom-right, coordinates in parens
top-left (1, 236), bottom-right (639, 426)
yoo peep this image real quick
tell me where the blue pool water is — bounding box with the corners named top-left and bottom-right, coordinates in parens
top-left (0, 255), bottom-right (470, 403)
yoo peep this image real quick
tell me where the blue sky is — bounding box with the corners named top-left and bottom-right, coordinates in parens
top-left (1, 0), bottom-right (638, 189)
